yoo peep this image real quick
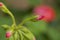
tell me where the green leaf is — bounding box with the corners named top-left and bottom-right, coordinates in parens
top-left (13, 31), bottom-right (19, 40)
top-left (19, 26), bottom-right (35, 40)
top-left (1, 24), bottom-right (10, 29)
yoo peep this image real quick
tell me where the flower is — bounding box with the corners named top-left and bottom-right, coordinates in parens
top-left (0, 2), bottom-right (3, 6)
top-left (6, 31), bottom-right (12, 38)
top-left (33, 5), bottom-right (56, 22)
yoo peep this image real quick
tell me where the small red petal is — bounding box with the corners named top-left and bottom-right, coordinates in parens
top-left (37, 16), bottom-right (44, 20)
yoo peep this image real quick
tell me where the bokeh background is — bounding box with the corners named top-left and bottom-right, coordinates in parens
top-left (0, 0), bottom-right (60, 40)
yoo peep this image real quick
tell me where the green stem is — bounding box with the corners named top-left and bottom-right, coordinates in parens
top-left (18, 16), bottom-right (37, 26)
top-left (8, 11), bottom-right (16, 26)
top-left (1, 3), bottom-right (16, 26)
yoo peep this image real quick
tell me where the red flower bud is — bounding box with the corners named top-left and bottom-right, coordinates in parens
top-left (6, 31), bottom-right (12, 38)
top-left (33, 5), bottom-right (56, 22)
top-left (0, 2), bottom-right (3, 6)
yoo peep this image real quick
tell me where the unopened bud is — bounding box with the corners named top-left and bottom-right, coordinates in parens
top-left (6, 31), bottom-right (12, 38)
top-left (0, 2), bottom-right (3, 6)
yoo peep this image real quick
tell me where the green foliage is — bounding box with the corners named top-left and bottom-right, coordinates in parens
top-left (0, 0), bottom-right (60, 40)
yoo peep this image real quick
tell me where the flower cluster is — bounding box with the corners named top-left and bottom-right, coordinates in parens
top-left (0, 2), bottom-right (56, 40)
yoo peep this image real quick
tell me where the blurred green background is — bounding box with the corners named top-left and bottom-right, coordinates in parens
top-left (0, 0), bottom-right (60, 40)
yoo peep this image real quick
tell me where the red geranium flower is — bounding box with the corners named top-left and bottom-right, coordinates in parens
top-left (33, 5), bottom-right (56, 22)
